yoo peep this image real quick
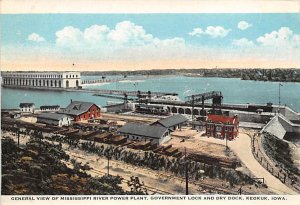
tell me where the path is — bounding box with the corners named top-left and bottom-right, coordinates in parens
top-left (196, 133), bottom-right (298, 195)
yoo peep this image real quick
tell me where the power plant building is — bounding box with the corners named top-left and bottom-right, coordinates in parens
top-left (1, 72), bottom-right (81, 88)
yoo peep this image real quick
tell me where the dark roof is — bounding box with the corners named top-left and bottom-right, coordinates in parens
top-left (19, 103), bottom-right (35, 107)
top-left (37, 113), bottom-right (72, 121)
top-left (58, 101), bottom-right (100, 116)
top-left (154, 114), bottom-right (188, 128)
top-left (40, 105), bottom-right (60, 109)
top-left (119, 123), bottom-right (168, 139)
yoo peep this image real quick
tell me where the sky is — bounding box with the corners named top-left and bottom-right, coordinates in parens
top-left (1, 13), bottom-right (300, 71)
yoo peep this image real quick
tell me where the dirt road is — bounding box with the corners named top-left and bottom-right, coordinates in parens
top-left (196, 133), bottom-right (298, 194)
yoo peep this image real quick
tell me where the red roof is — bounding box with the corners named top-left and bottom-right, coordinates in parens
top-left (207, 114), bottom-right (237, 124)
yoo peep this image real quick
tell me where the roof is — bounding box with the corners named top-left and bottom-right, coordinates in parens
top-left (119, 123), bottom-right (168, 139)
top-left (37, 113), bottom-right (72, 121)
top-left (19, 103), bottom-right (35, 107)
top-left (40, 105), bottom-right (60, 109)
top-left (58, 101), bottom-right (100, 116)
top-left (207, 114), bottom-right (237, 125)
top-left (154, 114), bottom-right (188, 128)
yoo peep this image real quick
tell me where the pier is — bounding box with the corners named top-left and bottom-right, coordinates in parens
top-left (81, 76), bottom-right (149, 85)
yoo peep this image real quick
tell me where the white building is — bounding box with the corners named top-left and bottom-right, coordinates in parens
top-left (40, 105), bottom-right (60, 112)
top-left (1, 71), bottom-right (81, 88)
top-left (37, 113), bottom-right (73, 127)
top-left (19, 103), bottom-right (35, 113)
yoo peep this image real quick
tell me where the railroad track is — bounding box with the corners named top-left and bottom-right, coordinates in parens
top-left (67, 153), bottom-right (245, 195)
top-left (2, 122), bottom-right (257, 195)
top-left (63, 160), bottom-right (172, 195)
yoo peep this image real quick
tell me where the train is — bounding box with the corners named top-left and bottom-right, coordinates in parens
top-left (134, 104), bottom-right (170, 116)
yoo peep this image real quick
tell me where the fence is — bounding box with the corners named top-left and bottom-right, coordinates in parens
top-left (250, 133), bottom-right (298, 189)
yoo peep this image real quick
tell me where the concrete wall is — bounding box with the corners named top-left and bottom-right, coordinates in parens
top-left (278, 106), bottom-right (300, 121)
top-left (230, 111), bottom-right (273, 123)
top-left (277, 114), bottom-right (300, 133)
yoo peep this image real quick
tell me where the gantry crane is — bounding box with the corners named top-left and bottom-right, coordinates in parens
top-left (185, 91), bottom-right (223, 119)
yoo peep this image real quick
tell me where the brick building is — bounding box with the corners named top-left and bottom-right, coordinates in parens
top-left (59, 101), bottom-right (101, 122)
top-left (206, 114), bottom-right (239, 140)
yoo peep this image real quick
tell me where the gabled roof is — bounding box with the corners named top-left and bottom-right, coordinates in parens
top-left (58, 101), bottom-right (100, 116)
top-left (207, 114), bottom-right (237, 125)
top-left (37, 113), bottom-right (72, 121)
top-left (40, 105), bottom-right (60, 109)
top-left (119, 123), bottom-right (168, 139)
top-left (19, 103), bottom-right (35, 107)
top-left (154, 114), bottom-right (188, 128)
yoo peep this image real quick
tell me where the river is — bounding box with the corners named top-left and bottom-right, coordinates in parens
top-left (1, 76), bottom-right (300, 112)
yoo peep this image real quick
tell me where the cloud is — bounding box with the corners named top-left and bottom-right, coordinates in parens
top-left (84, 25), bottom-right (110, 43)
top-left (237, 21), bottom-right (252, 30)
top-left (27, 33), bottom-right (45, 42)
top-left (107, 21), bottom-right (154, 46)
top-left (55, 26), bottom-right (83, 47)
top-left (55, 21), bottom-right (185, 50)
top-left (256, 27), bottom-right (300, 48)
top-left (188, 28), bottom-right (204, 37)
top-left (189, 26), bottom-right (231, 38)
top-left (232, 38), bottom-right (254, 47)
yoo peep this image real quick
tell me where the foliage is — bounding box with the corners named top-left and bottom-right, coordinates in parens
top-left (1, 136), bottom-right (143, 195)
top-left (81, 68), bottom-right (300, 82)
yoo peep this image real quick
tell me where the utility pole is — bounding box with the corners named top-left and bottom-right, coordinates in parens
top-left (191, 95), bottom-right (195, 121)
top-left (225, 134), bottom-right (228, 151)
top-left (17, 131), bottom-right (20, 149)
top-left (107, 154), bottom-right (110, 176)
top-left (278, 83), bottom-right (283, 113)
top-left (185, 147), bottom-right (189, 195)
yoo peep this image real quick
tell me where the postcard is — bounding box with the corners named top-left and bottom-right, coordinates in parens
top-left (1, 0), bottom-right (300, 205)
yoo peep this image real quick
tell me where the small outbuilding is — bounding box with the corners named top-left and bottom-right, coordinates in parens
top-left (19, 103), bottom-right (35, 113)
top-left (40, 105), bottom-right (60, 112)
top-left (9, 112), bottom-right (21, 119)
top-left (37, 113), bottom-right (73, 127)
top-left (119, 123), bottom-right (170, 144)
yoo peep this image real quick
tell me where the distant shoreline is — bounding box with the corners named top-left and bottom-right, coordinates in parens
top-left (1, 68), bottom-right (300, 83)
top-left (80, 68), bottom-right (300, 83)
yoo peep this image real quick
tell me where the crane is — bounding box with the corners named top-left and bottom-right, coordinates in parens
top-left (185, 91), bottom-right (223, 119)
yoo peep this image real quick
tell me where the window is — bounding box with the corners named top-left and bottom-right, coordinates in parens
top-left (216, 126), bottom-right (222, 132)
top-left (225, 126), bottom-right (228, 131)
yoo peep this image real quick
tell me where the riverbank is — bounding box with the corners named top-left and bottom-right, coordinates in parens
top-left (81, 68), bottom-right (300, 83)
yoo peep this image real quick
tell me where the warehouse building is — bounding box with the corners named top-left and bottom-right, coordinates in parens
top-left (59, 100), bottom-right (101, 122)
top-left (119, 123), bottom-right (170, 144)
top-left (37, 113), bottom-right (73, 127)
top-left (2, 71), bottom-right (81, 88)
top-left (152, 114), bottom-right (188, 131)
